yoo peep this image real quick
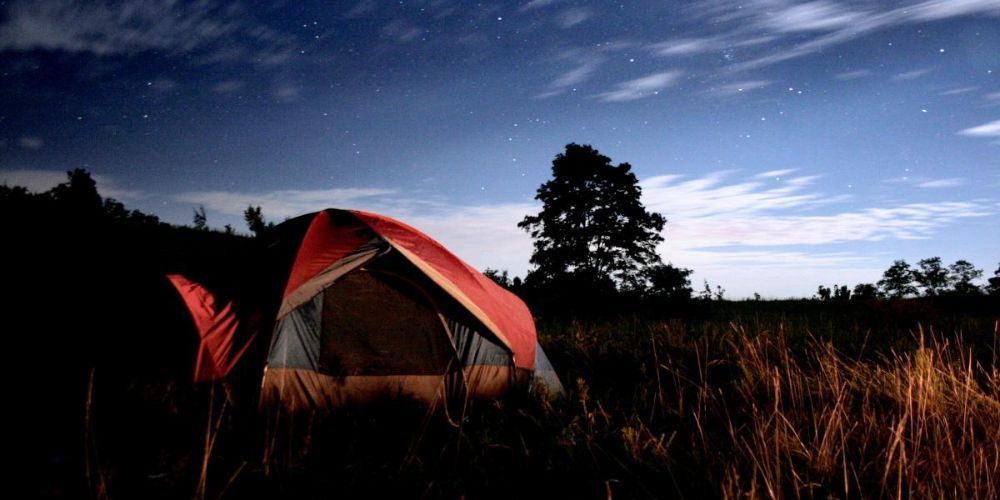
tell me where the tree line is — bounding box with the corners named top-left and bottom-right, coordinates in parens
top-left (815, 258), bottom-right (999, 300)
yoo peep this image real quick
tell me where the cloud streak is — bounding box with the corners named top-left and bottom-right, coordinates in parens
top-left (0, 168), bottom-right (141, 200)
top-left (650, 37), bottom-right (724, 56)
top-left (917, 178), bottom-right (965, 188)
top-left (555, 8), bottom-right (592, 29)
top-left (380, 19), bottom-right (424, 43)
top-left (0, 0), bottom-right (297, 65)
top-left (710, 80), bottom-right (772, 96)
top-left (761, 1), bottom-right (866, 33)
top-left (678, 0), bottom-right (1000, 72)
top-left (519, 0), bottom-right (558, 12)
top-left (176, 187), bottom-right (399, 220)
top-left (596, 71), bottom-right (682, 102)
top-left (958, 119), bottom-right (1000, 138)
top-left (892, 68), bottom-right (931, 81)
top-left (641, 172), bottom-right (991, 248)
top-left (18, 136), bottom-right (43, 149)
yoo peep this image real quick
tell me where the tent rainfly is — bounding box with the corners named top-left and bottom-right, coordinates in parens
top-left (248, 209), bottom-right (563, 411)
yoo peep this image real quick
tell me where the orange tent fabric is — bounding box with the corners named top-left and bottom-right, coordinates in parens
top-left (351, 210), bottom-right (537, 369)
top-left (276, 209), bottom-right (537, 370)
top-left (167, 274), bottom-right (255, 382)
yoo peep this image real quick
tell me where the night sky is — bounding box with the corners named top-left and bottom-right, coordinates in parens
top-left (1, 0), bottom-right (998, 297)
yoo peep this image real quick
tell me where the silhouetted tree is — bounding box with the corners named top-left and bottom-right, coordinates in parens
top-left (913, 257), bottom-right (952, 296)
top-left (193, 205), bottom-right (208, 231)
top-left (103, 198), bottom-right (129, 220)
top-left (244, 205), bottom-right (268, 236)
top-left (642, 263), bottom-right (693, 300)
top-left (50, 168), bottom-right (103, 219)
top-left (879, 260), bottom-right (917, 298)
top-left (483, 268), bottom-right (514, 289)
top-left (519, 143), bottom-right (666, 289)
top-left (852, 283), bottom-right (879, 300)
top-left (988, 264), bottom-right (1000, 296)
top-left (101, 197), bottom-right (160, 226)
top-left (834, 284), bottom-right (850, 301)
top-left (816, 285), bottom-right (832, 301)
top-left (698, 280), bottom-right (713, 301)
top-left (948, 259), bottom-right (982, 295)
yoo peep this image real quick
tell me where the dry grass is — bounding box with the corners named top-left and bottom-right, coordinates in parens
top-left (583, 320), bottom-right (1000, 499)
top-left (79, 314), bottom-right (1000, 499)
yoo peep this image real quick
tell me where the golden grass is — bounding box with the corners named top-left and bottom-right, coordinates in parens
top-left (82, 316), bottom-right (999, 499)
top-left (625, 321), bottom-right (1000, 499)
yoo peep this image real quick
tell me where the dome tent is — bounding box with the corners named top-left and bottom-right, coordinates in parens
top-left (258, 208), bottom-right (563, 412)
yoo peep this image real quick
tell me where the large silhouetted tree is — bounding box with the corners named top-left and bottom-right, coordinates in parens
top-left (518, 143), bottom-right (666, 289)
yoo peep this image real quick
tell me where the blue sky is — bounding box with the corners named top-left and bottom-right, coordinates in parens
top-left (1, 0), bottom-right (998, 297)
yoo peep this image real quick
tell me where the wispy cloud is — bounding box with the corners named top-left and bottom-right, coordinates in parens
top-left (760, 1), bottom-right (867, 33)
top-left (0, 0), bottom-right (296, 64)
top-left (212, 79), bottom-right (245, 93)
top-left (639, 170), bottom-right (991, 295)
top-left (539, 44), bottom-right (636, 98)
top-left (641, 171), bottom-right (990, 248)
top-left (905, 0), bottom-right (1000, 21)
top-left (722, 0), bottom-right (1000, 72)
top-left (519, 0), bottom-right (558, 12)
top-left (650, 35), bottom-right (774, 57)
top-left (0, 0), bottom-right (233, 55)
top-left (958, 119), bottom-right (1000, 138)
top-left (756, 168), bottom-right (797, 179)
top-left (710, 80), bottom-right (772, 96)
top-left (893, 68), bottom-right (931, 81)
top-left (551, 60), bottom-right (600, 88)
top-left (0, 168), bottom-right (141, 200)
top-left (272, 82), bottom-right (301, 103)
top-left (175, 187), bottom-right (399, 221)
top-left (596, 71), bottom-right (682, 102)
top-left (940, 86), bottom-right (979, 95)
top-left (538, 50), bottom-right (604, 98)
top-left (917, 178), bottom-right (966, 188)
top-left (344, 0), bottom-right (377, 19)
top-left (0, 169), bottom-right (65, 191)
top-left (555, 8), bottom-right (592, 29)
top-left (380, 19), bottom-right (423, 43)
top-left (890, 175), bottom-right (970, 188)
top-left (650, 37), bottom-right (723, 56)
top-left (17, 136), bottom-right (43, 149)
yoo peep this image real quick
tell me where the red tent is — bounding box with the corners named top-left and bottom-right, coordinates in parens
top-left (257, 209), bottom-right (563, 411)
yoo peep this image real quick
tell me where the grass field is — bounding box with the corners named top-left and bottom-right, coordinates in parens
top-left (65, 298), bottom-right (999, 499)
